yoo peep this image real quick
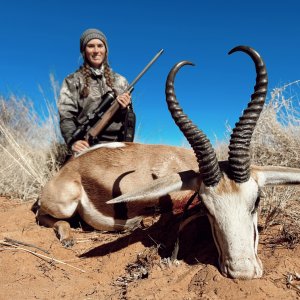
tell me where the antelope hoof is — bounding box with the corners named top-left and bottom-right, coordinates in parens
top-left (61, 237), bottom-right (75, 248)
top-left (53, 220), bottom-right (74, 248)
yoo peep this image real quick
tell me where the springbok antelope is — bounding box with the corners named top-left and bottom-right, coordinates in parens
top-left (35, 46), bottom-right (300, 279)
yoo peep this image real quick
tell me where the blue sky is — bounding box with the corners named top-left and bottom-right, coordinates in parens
top-left (0, 0), bottom-right (299, 146)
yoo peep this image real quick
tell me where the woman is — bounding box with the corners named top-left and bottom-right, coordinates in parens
top-left (58, 28), bottom-right (134, 153)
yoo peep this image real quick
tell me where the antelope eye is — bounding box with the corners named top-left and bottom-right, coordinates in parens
top-left (255, 195), bottom-right (261, 209)
top-left (251, 196), bottom-right (261, 214)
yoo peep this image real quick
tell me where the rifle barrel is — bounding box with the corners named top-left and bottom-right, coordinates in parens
top-left (127, 49), bottom-right (164, 91)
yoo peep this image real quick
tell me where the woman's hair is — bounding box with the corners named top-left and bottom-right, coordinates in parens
top-left (79, 58), bottom-right (116, 98)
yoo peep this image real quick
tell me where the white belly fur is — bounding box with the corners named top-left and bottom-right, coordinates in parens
top-left (78, 188), bottom-right (141, 231)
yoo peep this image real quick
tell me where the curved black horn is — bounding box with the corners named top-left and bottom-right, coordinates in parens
top-left (165, 61), bottom-right (221, 186)
top-left (228, 46), bottom-right (268, 183)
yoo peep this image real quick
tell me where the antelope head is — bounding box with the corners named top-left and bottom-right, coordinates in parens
top-left (108, 46), bottom-right (300, 279)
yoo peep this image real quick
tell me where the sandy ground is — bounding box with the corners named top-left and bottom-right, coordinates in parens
top-left (0, 197), bottom-right (300, 300)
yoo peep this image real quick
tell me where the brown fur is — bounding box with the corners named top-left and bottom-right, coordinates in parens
top-left (37, 143), bottom-right (199, 243)
top-left (215, 174), bottom-right (240, 195)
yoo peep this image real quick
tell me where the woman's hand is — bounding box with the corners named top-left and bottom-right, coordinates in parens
top-left (116, 92), bottom-right (131, 109)
top-left (71, 140), bottom-right (90, 153)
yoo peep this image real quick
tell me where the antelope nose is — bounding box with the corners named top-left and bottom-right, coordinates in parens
top-left (223, 257), bottom-right (263, 279)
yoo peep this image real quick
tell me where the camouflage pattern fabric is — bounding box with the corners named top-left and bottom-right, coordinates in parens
top-left (58, 67), bottom-right (129, 146)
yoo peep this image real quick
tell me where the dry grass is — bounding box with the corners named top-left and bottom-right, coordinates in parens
top-left (0, 75), bottom-right (68, 200)
top-left (0, 79), bottom-right (299, 241)
top-left (0, 237), bottom-right (85, 273)
top-left (252, 81), bottom-right (300, 233)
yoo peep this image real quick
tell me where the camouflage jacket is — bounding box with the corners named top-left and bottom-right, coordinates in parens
top-left (58, 67), bottom-right (129, 146)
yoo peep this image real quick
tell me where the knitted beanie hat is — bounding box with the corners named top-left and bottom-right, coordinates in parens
top-left (80, 28), bottom-right (108, 53)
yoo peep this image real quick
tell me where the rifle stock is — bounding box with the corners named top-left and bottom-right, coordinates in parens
top-left (85, 100), bottom-right (121, 140)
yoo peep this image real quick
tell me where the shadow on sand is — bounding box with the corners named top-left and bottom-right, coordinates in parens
top-left (78, 211), bottom-right (219, 268)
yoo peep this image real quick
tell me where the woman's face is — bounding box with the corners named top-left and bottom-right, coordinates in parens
top-left (84, 39), bottom-right (106, 68)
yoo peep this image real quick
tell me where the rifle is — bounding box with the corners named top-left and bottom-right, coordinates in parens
top-left (70, 49), bottom-right (164, 146)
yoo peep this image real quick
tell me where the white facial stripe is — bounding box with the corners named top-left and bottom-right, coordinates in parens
top-left (75, 142), bottom-right (126, 158)
top-left (202, 178), bottom-right (262, 278)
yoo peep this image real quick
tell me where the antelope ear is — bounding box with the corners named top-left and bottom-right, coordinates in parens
top-left (107, 170), bottom-right (201, 204)
top-left (252, 165), bottom-right (300, 187)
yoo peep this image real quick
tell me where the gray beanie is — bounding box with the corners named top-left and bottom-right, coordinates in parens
top-left (80, 28), bottom-right (108, 53)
